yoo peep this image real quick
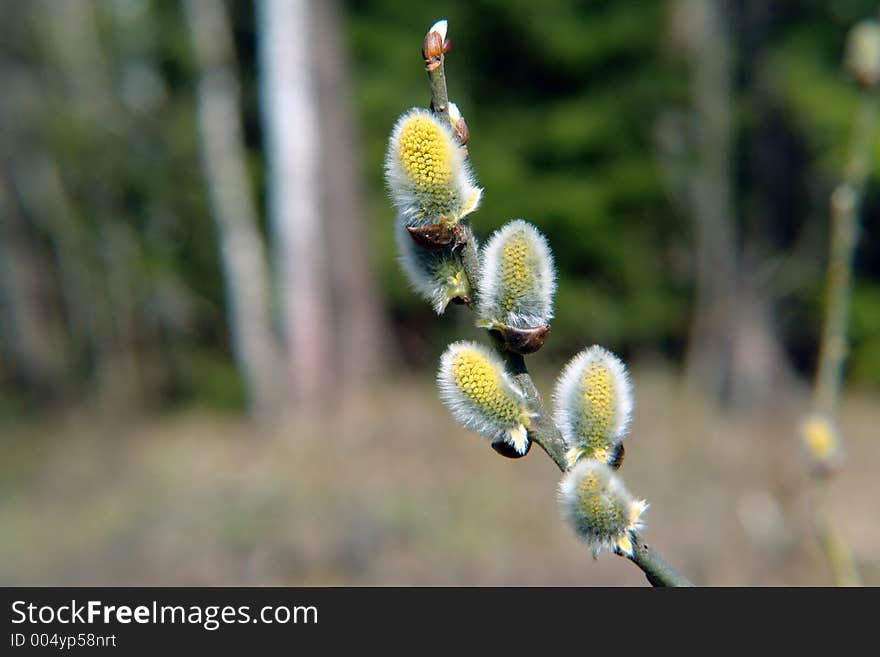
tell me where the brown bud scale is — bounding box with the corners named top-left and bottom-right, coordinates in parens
top-left (492, 324), bottom-right (551, 355)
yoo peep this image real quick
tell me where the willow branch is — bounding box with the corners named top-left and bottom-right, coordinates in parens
top-left (812, 90), bottom-right (877, 415)
top-left (805, 86), bottom-right (877, 587)
top-left (423, 21), bottom-right (692, 587)
top-left (626, 531), bottom-right (694, 587)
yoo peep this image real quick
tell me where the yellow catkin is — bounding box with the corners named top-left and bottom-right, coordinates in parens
top-left (578, 364), bottom-right (614, 449)
top-left (397, 114), bottom-right (454, 206)
top-left (500, 232), bottom-right (531, 312)
top-left (576, 469), bottom-right (626, 530)
top-left (450, 348), bottom-right (520, 425)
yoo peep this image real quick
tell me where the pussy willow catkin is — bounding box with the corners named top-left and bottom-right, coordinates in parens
top-left (385, 108), bottom-right (482, 227)
top-left (558, 459), bottom-right (647, 556)
top-left (554, 346), bottom-right (633, 468)
top-left (477, 220), bottom-right (555, 329)
top-left (437, 341), bottom-right (533, 454)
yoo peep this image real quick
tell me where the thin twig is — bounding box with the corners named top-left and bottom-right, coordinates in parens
top-left (813, 92), bottom-right (877, 415)
top-left (423, 21), bottom-right (693, 587)
top-left (627, 531), bottom-right (694, 588)
top-left (806, 85), bottom-right (877, 587)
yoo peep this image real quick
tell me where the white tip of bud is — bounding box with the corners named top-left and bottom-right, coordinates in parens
top-left (437, 341), bottom-right (533, 453)
top-left (385, 108), bottom-right (482, 227)
top-left (476, 220), bottom-right (556, 329)
top-left (553, 346), bottom-right (633, 466)
top-left (558, 459), bottom-right (647, 556)
top-left (430, 19), bottom-right (448, 42)
top-left (447, 101), bottom-right (462, 124)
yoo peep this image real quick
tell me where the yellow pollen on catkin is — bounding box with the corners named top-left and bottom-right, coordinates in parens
top-left (579, 364), bottom-right (614, 449)
top-left (576, 470), bottom-right (627, 529)
top-left (560, 460), bottom-right (645, 555)
top-left (566, 445), bottom-right (610, 468)
top-left (450, 348), bottom-right (522, 426)
top-left (499, 232), bottom-right (532, 312)
top-left (397, 114), bottom-right (454, 204)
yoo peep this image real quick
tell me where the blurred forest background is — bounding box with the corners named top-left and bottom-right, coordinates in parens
top-left (1, 0), bottom-right (878, 586)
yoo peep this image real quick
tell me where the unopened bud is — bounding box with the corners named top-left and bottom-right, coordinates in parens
top-left (423, 19), bottom-right (448, 71)
top-left (429, 19), bottom-right (448, 42)
top-left (447, 102), bottom-right (470, 146)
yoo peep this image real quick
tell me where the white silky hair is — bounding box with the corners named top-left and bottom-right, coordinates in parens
top-left (394, 220), bottom-right (470, 315)
top-left (476, 219), bottom-right (556, 328)
top-left (557, 458), bottom-right (644, 555)
top-left (436, 340), bottom-right (530, 445)
top-left (429, 19), bottom-right (448, 41)
top-left (384, 107), bottom-right (482, 227)
top-left (553, 345), bottom-right (633, 450)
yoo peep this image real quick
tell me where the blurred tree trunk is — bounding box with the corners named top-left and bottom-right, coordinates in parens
top-left (727, 260), bottom-right (795, 407)
top-left (184, 0), bottom-right (282, 418)
top-left (258, 0), bottom-right (334, 411)
top-left (680, 0), bottom-right (738, 402)
top-left (671, 0), bottom-right (795, 406)
top-left (726, 0), bottom-right (797, 407)
top-left (36, 0), bottom-right (142, 406)
top-left (0, 171), bottom-right (70, 398)
top-left (6, 155), bottom-right (96, 386)
top-left (313, 0), bottom-right (386, 394)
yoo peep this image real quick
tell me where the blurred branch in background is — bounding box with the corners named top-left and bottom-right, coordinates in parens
top-left (184, 0), bottom-right (282, 419)
top-left (801, 17), bottom-right (880, 587)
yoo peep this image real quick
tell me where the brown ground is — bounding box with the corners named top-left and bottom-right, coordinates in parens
top-left (1, 368), bottom-right (877, 586)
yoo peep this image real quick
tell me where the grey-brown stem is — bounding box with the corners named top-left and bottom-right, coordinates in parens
top-left (804, 85), bottom-right (877, 588)
top-left (627, 532), bottom-right (694, 587)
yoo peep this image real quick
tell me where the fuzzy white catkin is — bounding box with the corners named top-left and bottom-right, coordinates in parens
top-left (553, 346), bottom-right (633, 467)
top-left (558, 459), bottom-right (647, 556)
top-left (476, 220), bottom-right (555, 329)
top-left (437, 341), bottom-right (533, 454)
top-left (384, 107), bottom-right (482, 227)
